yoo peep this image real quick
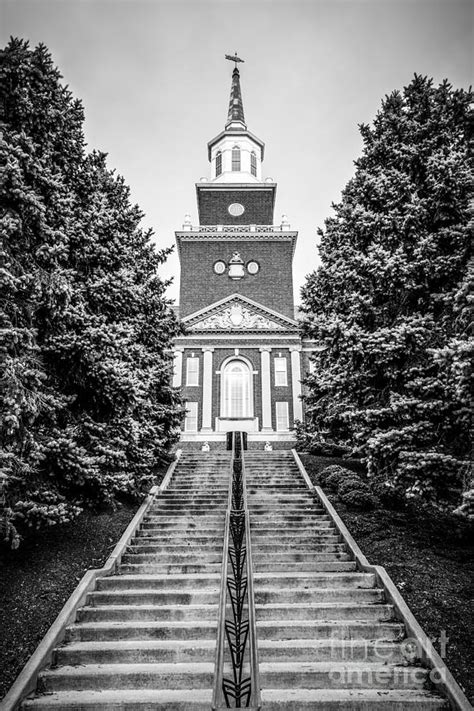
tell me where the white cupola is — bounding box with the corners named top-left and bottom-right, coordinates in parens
top-left (207, 65), bottom-right (265, 184)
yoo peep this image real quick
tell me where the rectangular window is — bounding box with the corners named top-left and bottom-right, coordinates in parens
top-left (216, 152), bottom-right (222, 177)
top-left (186, 357), bottom-right (199, 386)
top-left (274, 357), bottom-right (288, 386)
top-left (232, 147), bottom-right (241, 171)
top-left (184, 401), bottom-right (198, 432)
top-left (276, 401), bottom-right (289, 431)
top-left (250, 152), bottom-right (257, 177)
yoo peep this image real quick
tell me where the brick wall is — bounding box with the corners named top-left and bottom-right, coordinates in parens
top-left (178, 239), bottom-right (295, 318)
top-left (197, 186), bottom-right (275, 224)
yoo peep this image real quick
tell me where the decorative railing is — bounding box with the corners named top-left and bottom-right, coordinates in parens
top-left (182, 225), bottom-right (292, 233)
top-left (213, 432), bottom-right (260, 710)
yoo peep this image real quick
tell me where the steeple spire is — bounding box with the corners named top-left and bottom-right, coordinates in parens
top-left (225, 65), bottom-right (246, 130)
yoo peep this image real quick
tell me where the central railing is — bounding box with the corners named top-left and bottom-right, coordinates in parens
top-left (213, 432), bottom-right (260, 710)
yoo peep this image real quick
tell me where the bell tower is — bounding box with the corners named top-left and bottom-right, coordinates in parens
top-left (173, 56), bottom-right (307, 446)
top-left (176, 56), bottom-right (297, 320)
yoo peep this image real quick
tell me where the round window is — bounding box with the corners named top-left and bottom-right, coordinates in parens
top-left (228, 203), bottom-right (245, 217)
top-left (247, 261), bottom-right (260, 275)
top-left (213, 260), bottom-right (226, 275)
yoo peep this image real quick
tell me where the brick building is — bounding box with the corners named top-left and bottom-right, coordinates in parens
top-left (173, 62), bottom-right (313, 446)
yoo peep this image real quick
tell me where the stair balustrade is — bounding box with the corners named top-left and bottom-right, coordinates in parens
top-left (213, 432), bottom-right (260, 710)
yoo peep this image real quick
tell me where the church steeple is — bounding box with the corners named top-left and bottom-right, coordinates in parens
top-left (206, 57), bottom-right (265, 185)
top-left (226, 67), bottom-right (246, 130)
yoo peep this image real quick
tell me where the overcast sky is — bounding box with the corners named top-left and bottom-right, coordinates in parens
top-left (2, 0), bottom-right (472, 305)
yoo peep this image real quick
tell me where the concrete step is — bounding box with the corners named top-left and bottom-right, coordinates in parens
top-left (253, 572), bottom-right (376, 588)
top-left (96, 574), bottom-right (220, 590)
top-left (142, 514), bottom-right (224, 522)
top-left (259, 688), bottom-right (448, 709)
top-left (38, 662), bottom-right (215, 691)
top-left (255, 587), bottom-right (385, 604)
top-left (138, 523), bottom-right (224, 532)
top-left (251, 519), bottom-right (334, 528)
top-left (258, 662), bottom-right (428, 690)
top-left (78, 604), bottom-right (218, 622)
top-left (56, 639), bottom-right (217, 665)
top-left (251, 528), bottom-right (341, 539)
top-left (88, 590), bottom-right (220, 606)
top-left (120, 563), bottom-right (223, 575)
top-left (121, 552), bottom-right (222, 565)
top-left (251, 540), bottom-right (347, 551)
top-left (257, 639), bottom-right (404, 663)
top-left (256, 620), bottom-right (405, 641)
top-left (132, 534), bottom-right (224, 544)
top-left (254, 561), bottom-right (357, 573)
top-left (23, 689), bottom-right (213, 709)
top-left (66, 620), bottom-right (218, 642)
top-left (128, 543), bottom-right (223, 554)
top-left (252, 552), bottom-right (351, 563)
top-left (255, 602), bottom-right (394, 622)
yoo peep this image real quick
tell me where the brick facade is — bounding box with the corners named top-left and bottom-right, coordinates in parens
top-left (177, 236), bottom-right (296, 319)
top-left (196, 184), bottom-right (276, 225)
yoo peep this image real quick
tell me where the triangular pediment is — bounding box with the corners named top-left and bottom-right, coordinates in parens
top-left (182, 294), bottom-right (298, 333)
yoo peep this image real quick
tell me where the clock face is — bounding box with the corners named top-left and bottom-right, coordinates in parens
top-left (228, 202), bottom-right (245, 217)
top-left (247, 261), bottom-right (260, 275)
top-left (213, 260), bottom-right (226, 275)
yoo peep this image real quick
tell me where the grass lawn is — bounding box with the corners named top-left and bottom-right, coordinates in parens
top-left (299, 452), bottom-right (474, 704)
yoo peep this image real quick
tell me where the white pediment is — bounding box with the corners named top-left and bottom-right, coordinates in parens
top-left (182, 294), bottom-right (298, 333)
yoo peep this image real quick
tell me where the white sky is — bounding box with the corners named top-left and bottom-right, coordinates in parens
top-left (2, 0), bottom-right (472, 305)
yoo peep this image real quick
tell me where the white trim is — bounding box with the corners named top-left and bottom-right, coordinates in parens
top-left (185, 356), bottom-right (199, 386)
top-left (275, 401), bottom-right (289, 431)
top-left (200, 348), bottom-right (214, 432)
top-left (172, 350), bottom-right (183, 387)
top-left (182, 292), bottom-right (298, 327)
top-left (219, 356), bottom-right (254, 419)
top-left (274, 356), bottom-right (288, 386)
top-left (184, 401), bottom-right (198, 432)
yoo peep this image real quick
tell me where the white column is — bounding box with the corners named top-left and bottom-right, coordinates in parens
top-left (172, 349), bottom-right (183, 388)
top-left (260, 347), bottom-right (273, 431)
top-left (201, 347), bottom-right (214, 432)
top-left (290, 346), bottom-right (303, 423)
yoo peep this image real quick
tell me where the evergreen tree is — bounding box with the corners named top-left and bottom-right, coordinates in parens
top-left (300, 76), bottom-right (472, 509)
top-left (0, 39), bottom-right (182, 546)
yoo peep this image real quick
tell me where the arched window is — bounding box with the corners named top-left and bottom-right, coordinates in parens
top-left (232, 146), bottom-right (241, 172)
top-left (250, 151), bottom-right (257, 177)
top-left (222, 360), bottom-right (251, 417)
top-left (215, 151), bottom-right (222, 177)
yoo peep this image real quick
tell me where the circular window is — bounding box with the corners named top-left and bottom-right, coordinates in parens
top-left (228, 203), bottom-right (245, 217)
top-left (213, 260), bottom-right (226, 275)
top-left (247, 261), bottom-right (260, 275)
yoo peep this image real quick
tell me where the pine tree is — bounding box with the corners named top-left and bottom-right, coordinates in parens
top-left (300, 76), bottom-right (472, 509)
top-left (0, 39), bottom-right (182, 546)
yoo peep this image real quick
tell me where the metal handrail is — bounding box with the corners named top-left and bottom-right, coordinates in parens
top-left (212, 432), bottom-right (260, 710)
top-left (241, 436), bottom-right (261, 710)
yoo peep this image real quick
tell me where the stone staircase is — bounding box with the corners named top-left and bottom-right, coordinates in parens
top-left (10, 447), bottom-right (464, 710)
top-left (246, 451), bottom-right (449, 710)
top-left (21, 451), bottom-right (230, 710)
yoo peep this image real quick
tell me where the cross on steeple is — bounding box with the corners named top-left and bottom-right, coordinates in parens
top-left (225, 52), bottom-right (244, 69)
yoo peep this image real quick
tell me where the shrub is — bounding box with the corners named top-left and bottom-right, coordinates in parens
top-left (320, 465), bottom-right (348, 489)
top-left (339, 485), bottom-right (377, 510)
top-left (337, 476), bottom-right (366, 498)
